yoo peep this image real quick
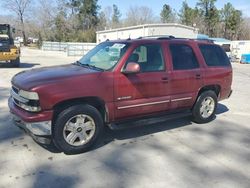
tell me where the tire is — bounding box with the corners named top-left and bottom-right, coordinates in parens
top-left (192, 90), bottom-right (218, 124)
top-left (10, 57), bottom-right (20, 67)
top-left (53, 104), bottom-right (104, 154)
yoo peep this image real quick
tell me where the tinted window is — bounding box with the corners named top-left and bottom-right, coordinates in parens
top-left (221, 44), bottom-right (230, 52)
top-left (126, 44), bottom-right (165, 72)
top-left (170, 44), bottom-right (199, 70)
top-left (199, 45), bottom-right (231, 66)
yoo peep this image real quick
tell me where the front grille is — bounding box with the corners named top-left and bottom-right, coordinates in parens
top-left (12, 86), bottom-right (19, 93)
top-left (11, 86), bottom-right (26, 108)
top-left (13, 98), bottom-right (20, 106)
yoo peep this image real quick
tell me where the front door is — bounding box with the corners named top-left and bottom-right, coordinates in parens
top-left (114, 43), bottom-right (171, 120)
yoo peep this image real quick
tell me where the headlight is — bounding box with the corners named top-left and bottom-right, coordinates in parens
top-left (11, 87), bottom-right (41, 112)
top-left (19, 90), bottom-right (39, 100)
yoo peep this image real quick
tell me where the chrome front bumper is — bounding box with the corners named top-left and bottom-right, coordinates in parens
top-left (11, 113), bottom-right (52, 144)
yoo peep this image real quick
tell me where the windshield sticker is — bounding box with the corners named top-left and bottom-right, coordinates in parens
top-left (112, 43), bottom-right (126, 49)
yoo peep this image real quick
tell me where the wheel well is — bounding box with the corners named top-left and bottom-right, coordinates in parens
top-left (192, 85), bottom-right (220, 110)
top-left (198, 85), bottom-right (221, 97)
top-left (52, 97), bottom-right (107, 124)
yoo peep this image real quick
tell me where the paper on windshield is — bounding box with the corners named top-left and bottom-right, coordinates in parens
top-left (111, 43), bottom-right (126, 49)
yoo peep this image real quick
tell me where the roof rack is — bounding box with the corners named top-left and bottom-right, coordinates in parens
top-left (137, 35), bottom-right (175, 40)
top-left (194, 38), bottom-right (214, 43)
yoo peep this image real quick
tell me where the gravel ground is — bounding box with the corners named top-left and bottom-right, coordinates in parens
top-left (0, 48), bottom-right (250, 188)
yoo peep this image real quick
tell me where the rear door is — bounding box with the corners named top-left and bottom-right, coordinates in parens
top-left (167, 42), bottom-right (203, 109)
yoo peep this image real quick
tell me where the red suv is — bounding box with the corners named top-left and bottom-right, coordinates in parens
top-left (9, 37), bottom-right (232, 154)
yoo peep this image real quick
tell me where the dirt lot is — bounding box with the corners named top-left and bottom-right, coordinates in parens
top-left (0, 48), bottom-right (250, 188)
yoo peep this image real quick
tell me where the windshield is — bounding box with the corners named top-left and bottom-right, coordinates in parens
top-left (78, 42), bottom-right (129, 70)
top-left (0, 25), bottom-right (10, 44)
top-left (0, 25), bottom-right (9, 38)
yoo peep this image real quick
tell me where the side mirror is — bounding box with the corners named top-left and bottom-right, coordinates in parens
top-left (122, 62), bottom-right (140, 74)
top-left (12, 28), bottom-right (16, 33)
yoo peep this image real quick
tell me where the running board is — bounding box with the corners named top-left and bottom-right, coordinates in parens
top-left (108, 110), bottom-right (192, 130)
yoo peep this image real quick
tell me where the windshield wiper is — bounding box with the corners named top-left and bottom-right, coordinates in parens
top-left (73, 61), bottom-right (104, 71)
top-left (73, 61), bottom-right (82, 66)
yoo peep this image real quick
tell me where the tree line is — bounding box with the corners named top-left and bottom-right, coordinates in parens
top-left (1, 0), bottom-right (249, 44)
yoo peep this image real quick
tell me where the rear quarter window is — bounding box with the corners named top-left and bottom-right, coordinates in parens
top-left (221, 44), bottom-right (231, 52)
top-left (199, 44), bottom-right (231, 67)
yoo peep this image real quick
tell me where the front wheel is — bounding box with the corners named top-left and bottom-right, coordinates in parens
top-left (53, 104), bottom-right (104, 154)
top-left (192, 91), bottom-right (218, 124)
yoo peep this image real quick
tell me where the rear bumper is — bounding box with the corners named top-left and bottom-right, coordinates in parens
top-left (219, 89), bottom-right (233, 101)
top-left (228, 90), bottom-right (233, 98)
top-left (8, 97), bottom-right (52, 144)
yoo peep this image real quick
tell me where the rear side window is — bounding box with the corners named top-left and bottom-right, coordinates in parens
top-left (199, 45), bottom-right (231, 66)
top-left (169, 44), bottom-right (199, 70)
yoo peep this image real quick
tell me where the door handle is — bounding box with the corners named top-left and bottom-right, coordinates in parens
top-left (195, 74), bottom-right (201, 79)
top-left (161, 77), bottom-right (169, 82)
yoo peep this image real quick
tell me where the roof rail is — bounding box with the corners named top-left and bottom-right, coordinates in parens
top-left (194, 38), bottom-right (214, 43)
top-left (157, 36), bottom-right (175, 40)
top-left (137, 35), bottom-right (175, 40)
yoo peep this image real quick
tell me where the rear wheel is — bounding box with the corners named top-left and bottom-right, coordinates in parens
top-left (10, 57), bottom-right (20, 67)
top-left (192, 91), bottom-right (217, 123)
top-left (53, 104), bottom-right (104, 154)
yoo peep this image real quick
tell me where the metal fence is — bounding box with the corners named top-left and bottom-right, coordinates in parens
top-left (42, 41), bottom-right (68, 51)
top-left (42, 41), bottom-right (96, 56)
top-left (67, 43), bottom-right (96, 56)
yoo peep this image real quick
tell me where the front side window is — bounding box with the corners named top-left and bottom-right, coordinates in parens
top-left (199, 44), bottom-right (231, 67)
top-left (126, 44), bottom-right (165, 72)
top-left (170, 44), bottom-right (199, 70)
top-left (78, 42), bottom-right (129, 70)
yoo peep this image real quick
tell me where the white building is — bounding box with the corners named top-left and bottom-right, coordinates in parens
top-left (230, 40), bottom-right (250, 61)
top-left (96, 23), bottom-right (199, 43)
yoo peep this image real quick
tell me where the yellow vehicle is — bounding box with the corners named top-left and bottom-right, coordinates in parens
top-left (0, 24), bottom-right (20, 67)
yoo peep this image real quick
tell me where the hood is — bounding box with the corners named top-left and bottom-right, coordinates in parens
top-left (12, 64), bottom-right (99, 90)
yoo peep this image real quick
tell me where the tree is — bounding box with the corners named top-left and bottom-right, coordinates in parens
top-left (125, 6), bottom-right (155, 26)
top-left (221, 3), bottom-right (243, 40)
top-left (33, 0), bottom-right (57, 41)
top-left (52, 0), bottom-right (100, 42)
top-left (196, 0), bottom-right (220, 37)
top-left (239, 18), bottom-right (250, 40)
top-left (97, 11), bottom-right (108, 30)
top-left (77, 0), bottom-right (100, 30)
top-left (54, 10), bottom-right (69, 41)
top-left (97, 6), bottom-right (113, 30)
top-left (179, 1), bottom-right (199, 26)
top-left (160, 4), bottom-right (175, 23)
top-left (111, 4), bottom-right (121, 28)
top-left (3, 0), bottom-right (32, 45)
top-left (65, 0), bottom-right (80, 16)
